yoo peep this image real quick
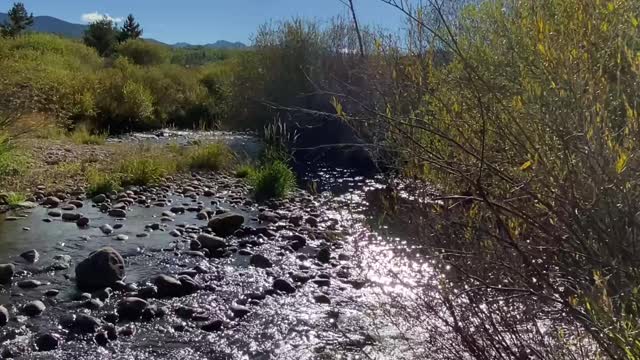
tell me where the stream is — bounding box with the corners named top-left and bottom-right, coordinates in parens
top-left (0, 130), bottom-right (433, 360)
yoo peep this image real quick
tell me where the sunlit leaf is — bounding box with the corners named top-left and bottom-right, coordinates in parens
top-left (519, 160), bottom-right (533, 171)
top-left (616, 152), bottom-right (629, 174)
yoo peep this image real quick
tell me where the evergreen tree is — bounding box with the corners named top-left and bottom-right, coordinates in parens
top-left (118, 14), bottom-right (143, 42)
top-left (83, 17), bottom-right (118, 56)
top-left (0, 2), bottom-right (34, 37)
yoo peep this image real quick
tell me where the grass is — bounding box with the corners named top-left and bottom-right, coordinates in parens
top-left (235, 164), bottom-right (255, 178)
top-left (86, 168), bottom-right (121, 196)
top-left (250, 160), bottom-right (296, 201)
top-left (0, 132), bottom-right (30, 178)
top-left (187, 143), bottom-right (233, 171)
top-left (70, 126), bottom-right (107, 145)
top-left (6, 192), bottom-right (26, 208)
top-left (118, 158), bottom-right (173, 187)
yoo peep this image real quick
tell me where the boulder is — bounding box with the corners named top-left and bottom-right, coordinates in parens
top-left (0, 306), bottom-right (8, 326)
top-left (317, 247), bottom-right (331, 264)
top-left (22, 300), bottom-right (46, 316)
top-left (117, 297), bottom-right (149, 321)
top-left (0, 264), bottom-right (15, 283)
top-left (153, 275), bottom-right (183, 297)
top-left (108, 209), bottom-right (127, 218)
top-left (196, 234), bottom-right (227, 252)
top-left (273, 278), bottom-right (296, 294)
top-left (208, 213), bottom-right (245, 237)
top-left (61, 213), bottom-right (81, 221)
top-left (75, 247), bottom-right (125, 290)
top-left (249, 254), bottom-right (273, 269)
top-left (35, 333), bottom-right (60, 352)
top-left (20, 249), bottom-right (39, 263)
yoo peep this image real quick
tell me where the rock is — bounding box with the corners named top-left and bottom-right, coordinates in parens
top-left (72, 314), bottom-right (102, 333)
top-left (196, 211), bottom-right (209, 221)
top-left (0, 264), bottom-right (15, 283)
top-left (76, 217), bottom-right (90, 227)
top-left (84, 298), bottom-right (104, 310)
top-left (189, 239), bottom-right (202, 250)
top-left (75, 247), bottom-right (125, 290)
top-left (42, 196), bottom-right (61, 208)
top-left (313, 294), bottom-right (331, 304)
top-left (201, 319), bottom-right (224, 332)
top-left (154, 275), bottom-right (183, 297)
top-left (44, 289), bottom-right (59, 297)
top-left (175, 306), bottom-right (197, 319)
top-left (114, 234), bottom-right (129, 241)
top-left (249, 254), bottom-right (273, 269)
top-left (35, 333), bottom-right (60, 351)
top-left (0, 306), bottom-right (8, 326)
top-left (178, 275), bottom-right (201, 295)
top-left (317, 247), bottom-right (331, 264)
top-left (108, 209), bottom-right (127, 218)
top-left (69, 200), bottom-right (84, 208)
top-left (47, 210), bottom-right (62, 217)
top-left (61, 213), bottom-right (81, 221)
top-left (92, 194), bottom-right (107, 204)
top-left (117, 297), bottom-right (149, 320)
top-left (208, 213), bottom-right (245, 237)
top-left (20, 249), bottom-right (39, 263)
top-left (137, 285), bottom-right (158, 299)
top-left (273, 278), bottom-right (296, 294)
top-left (196, 234), bottom-right (227, 252)
top-left (289, 234), bottom-right (307, 251)
top-left (99, 224), bottom-right (114, 235)
top-left (17, 279), bottom-right (42, 289)
top-left (22, 300), bottom-right (45, 316)
top-left (94, 332), bottom-right (109, 346)
top-left (47, 254), bottom-right (71, 271)
top-left (230, 304), bottom-right (251, 318)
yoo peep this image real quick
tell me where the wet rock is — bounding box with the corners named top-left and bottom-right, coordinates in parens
top-left (93, 288), bottom-right (111, 301)
top-left (117, 297), bottom-right (149, 321)
top-left (196, 234), bottom-right (227, 252)
top-left (137, 285), bottom-right (158, 299)
top-left (75, 247), bottom-right (125, 290)
top-left (312, 279), bottom-right (331, 287)
top-left (196, 211), bottom-right (209, 221)
top-left (113, 223), bottom-right (124, 230)
top-left (208, 213), bottom-right (245, 237)
top-left (136, 233), bottom-right (150, 238)
top-left (92, 194), bottom-right (107, 204)
top-left (44, 289), bottom-right (59, 297)
top-left (189, 239), bottom-right (202, 250)
top-left (178, 275), bottom-right (201, 295)
top-left (230, 304), bottom-right (251, 318)
top-left (273, 278), bottom-right (296, 294)
top-left (175, 306), bottom-right (197, 319)
top-left (201, 319), bottom-right (224, 332)
top-left (35, 333), bottom-right (60, 352)
top-left (0, 306), bottom-right (8, 326)
top-left (42, 196), bottom-right (61, 208)
top-left (61, 212), bottom-right (81, 221)
top-left (76, 217), bottom-right (90, 227)
top-left (249, 254), bottom-right (273, 269)
top-left (69, 200), bottom-right (84, 208)
top-left (108, 209), bottom-right (127, 218)
top-left (17, 279), bottom-right (43, 289)
top-left (338, 253), bottom-right (351, 261)
top-left (72, 314), bottom-right (102, 333)
top-left (115, 234), bottom-right (129, 241)
top-left (169, 206), bottom-right (185, 214)
top-left (289, 234), bottom-right (308, 251)
top-left (168, 229), bottom-right (181, 237)
top-left (20, 249), bottom-right (39, 263)
top-left (47, 254), bottom-right (71, 271)
top-left (154, 275), bottom-right (183, 297)
top-left (0, 264), bottom-right (15, 283)
top-left (22, 300), bottom-right (45, 316)
top-left (94, 331), bottom-right (109, 346)
top-left (99, 224), bottom-right (114, 235)
top-left (258, 211), bottom-right (279, 222)
top-left (85, 298), bottom-right (104, 310)
top-left (317, 247), bottom-right (331, 264)
top-left (47, 210), bottom-right (62, 217)
top-left (61, 204), bottom-right (76, 211)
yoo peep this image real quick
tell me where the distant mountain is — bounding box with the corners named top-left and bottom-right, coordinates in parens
top-left (0, 13), bottom-right (87, 38)
top-left (0, 13), bottom-right (247, 49)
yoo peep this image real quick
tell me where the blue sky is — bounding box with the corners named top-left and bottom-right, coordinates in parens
top-left (0, 0), bottom-right (406, 44)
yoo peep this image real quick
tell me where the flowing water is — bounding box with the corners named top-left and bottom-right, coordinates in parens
top-left (0, 131), bottom-right (434, 360)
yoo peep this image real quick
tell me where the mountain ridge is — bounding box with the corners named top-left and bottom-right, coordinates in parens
top-left (0, 12), bottom-right (247, 49)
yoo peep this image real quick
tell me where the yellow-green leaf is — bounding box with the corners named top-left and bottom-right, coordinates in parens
top-left (520, 160), bottom-right (533, 171)
top-left (616, 152), bottom-right (628, 174)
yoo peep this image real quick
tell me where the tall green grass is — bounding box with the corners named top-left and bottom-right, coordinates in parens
top-left (187, 143), bottom-right (233, 171)
top-left (250, 160), bottom-right (296, 201)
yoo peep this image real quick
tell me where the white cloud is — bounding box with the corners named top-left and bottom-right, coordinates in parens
top-left (81, 12), bottom-right (123, 24)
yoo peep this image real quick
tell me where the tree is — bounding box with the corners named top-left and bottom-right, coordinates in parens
top-left (0, 2), bottom-right (34, 37)
top-left (118, 14), bottom-right (143, 42)
top-left (83, 17), bottom-right (118, 56)
top-left (116, 39), bottom-right (169, 66)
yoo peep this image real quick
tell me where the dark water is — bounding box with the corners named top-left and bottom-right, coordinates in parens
top-left (0, 132), bottom-right (434, 359)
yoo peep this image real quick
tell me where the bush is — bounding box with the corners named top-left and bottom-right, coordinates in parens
top-left (70, 125), bottom-right (106, 145)
top-left (118, 157), bottom-right (173, 186)
top-left (187, 143), bottom-right (233, 171)
top-left (250, 161), bottom-right (296, 201)
top-left (5, 192), bottom-right (26, 207)
top-left (235, 164), bottom-right (255, 178)
top-left (86, 168), bottom-right (120, 196)
top-left (116, 39), bottom-right (170, 66)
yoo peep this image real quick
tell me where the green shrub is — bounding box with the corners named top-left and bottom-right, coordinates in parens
top-left (116, 39), bottom-right (170, 66)
top-left (6, 192), bottom-right (26, 207)
top-left (235, 164), bottom-right (255, 178)
top-left (70, 125), bottom-right (106, 145)
top-left (0, 132), bottom-right (29, 178)
top-left (250, 161), bottom-right (296, 201)
top-left (188, 143), bottom-right (233, 171)
top-left (86, 168), bottom-right (120, 196)
top-left (118, 157), bottom-right (173, 186)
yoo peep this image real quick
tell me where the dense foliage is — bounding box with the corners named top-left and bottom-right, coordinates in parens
top-left (0, 2), bottom-right (33, 37)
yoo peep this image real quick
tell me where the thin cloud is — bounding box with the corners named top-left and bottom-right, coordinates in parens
top-left (81, 12), bottom-right (123, 24)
